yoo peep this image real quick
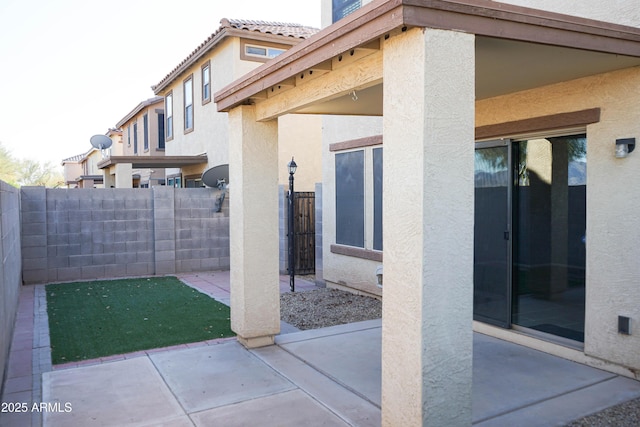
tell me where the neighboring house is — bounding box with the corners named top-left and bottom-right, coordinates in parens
top-left (61, 153), bottom-right (85, 188)
top-left (106, 127), bottom-right (124, 156)
top-left (151, 18), bottom-right (322, 192)
top-left (99, 97), bottom-right (167, 188)
top-left (61, 148), bottom-right (105, 188)
top-left (213, 0), bottom-right (640, 424)
top-left (62, 129), bottom-right (122, 188)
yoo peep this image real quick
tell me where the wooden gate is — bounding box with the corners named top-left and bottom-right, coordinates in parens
top-left (292, 191), bottom-right (315, 274)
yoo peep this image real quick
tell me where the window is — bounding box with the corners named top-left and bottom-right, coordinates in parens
top-left (184, 76), bottom-right (193, 131)
top-left (334, 142), bottom-right (383, 252)
top-left (143, 113), bottom-right (149, 151)
top-left (158, 113), bottom-right (165, 149)
top-left (335, 151), bottom-right (365, 247)
top-left (185, 176), bottom-right (202, 188)
top-left (333, 0), bottom-right (361, 23)
top-left (201, 62), bottom-right (211, 103)
top-left (165, 93), bottom-right (173, 140)
top-left (244, 44), bottom-right (286, 59)
top-left (373, 147), bottom-right (383, 250)
top-left (133, 122), bottom-right (138, 154)
top-left (127, 124), bottom-right (131, 146)
top-left (167, 175), bottom-right (182, 188)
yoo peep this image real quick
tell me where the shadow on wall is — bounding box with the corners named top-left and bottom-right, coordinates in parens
top-left (20, 186), bottom-right (230, 285)
top-left (0, 181), bottom-right (22, 393)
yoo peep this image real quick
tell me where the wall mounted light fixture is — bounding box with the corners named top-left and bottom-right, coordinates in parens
top-left (615, 138), bottom-right (636, 158)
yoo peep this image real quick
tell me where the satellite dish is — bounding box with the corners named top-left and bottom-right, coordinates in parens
top-left (202, 164), bottom-right (229, 188)
top-left (202, 164), bottom-right (229, 212)
top-left (90, 134), bottom-right (113, 159)
top-left (90, 134), bottom-right (113, 150)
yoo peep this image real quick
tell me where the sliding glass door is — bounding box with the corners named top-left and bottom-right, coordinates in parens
top-left (474, 142), bottom-right (511, 327)
top-left (474, 134), bottom-right (586, 343)
top-left (512, 135), bottom-right (586, 342)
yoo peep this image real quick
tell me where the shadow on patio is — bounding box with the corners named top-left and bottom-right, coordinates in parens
top-left (2, 271), bottom-right (640, 426)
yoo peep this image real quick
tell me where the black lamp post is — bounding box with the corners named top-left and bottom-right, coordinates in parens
top-left (287, 157), bottom-right (297, 292)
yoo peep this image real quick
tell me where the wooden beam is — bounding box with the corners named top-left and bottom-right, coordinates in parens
top-left (255, 50), bottom-right (383, 121)
top-left (265, 77), bottom-right (296, 98)
top-left (333, 39), bottom-right (381, 70)
top-left (295, 60), bottom-right (333, 86)
top-left (475, 108), bottom-right (601, 140)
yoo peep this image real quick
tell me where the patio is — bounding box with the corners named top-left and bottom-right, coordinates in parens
top-left (2, 271), bottom-right (640, 426)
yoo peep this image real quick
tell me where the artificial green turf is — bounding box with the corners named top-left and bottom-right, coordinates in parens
top-left (46, 276), bottom-right (235, 364)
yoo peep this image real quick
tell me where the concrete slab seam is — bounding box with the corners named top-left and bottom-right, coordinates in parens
top-left (250, 346), bottom-right (379, 426)
top-left (472, 375), bottom-right (622, 425)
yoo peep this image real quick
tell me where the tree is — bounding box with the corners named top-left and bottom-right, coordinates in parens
top-left (0, 141), bottom-right (64, 188)
top-left (17, 159), bottom-right (64, 188)
top-left (0, 142), bottom-right (18, 186)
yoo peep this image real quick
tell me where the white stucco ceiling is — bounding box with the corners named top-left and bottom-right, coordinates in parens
top-left (294, 36), bottom-right (640, 116)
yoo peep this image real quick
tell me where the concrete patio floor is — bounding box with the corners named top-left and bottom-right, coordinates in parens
top-left (2, 270), bottom-right (640, 426)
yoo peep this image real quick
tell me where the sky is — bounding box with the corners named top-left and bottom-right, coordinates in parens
top-left (0, 0), bottom-right (321, 167)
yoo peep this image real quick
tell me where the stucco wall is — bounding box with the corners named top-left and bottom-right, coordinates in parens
top-left (278, 114), bottom-right (322, 192)
top-left (322, 115), bottom-right (383, 296)
top-left (477, 66), bottom-right (640, 372)
top-left (0, 181), bottom-right (21, 394)
top-left (164, 37), bottom-right (237, 167)
top-left (162, 37), bottom-right (323, 190)
top-left (20, 187), bottom-right (229, 285)
top-left (496, 0), bottom-right (640, 28)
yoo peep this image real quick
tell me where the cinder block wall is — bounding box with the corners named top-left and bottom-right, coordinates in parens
top-left (174, 189), bottom-right (229, 272)
top-left (20, 187), bottom-right (229, 285)
top-left (0, 181), bottom-right (22, 392)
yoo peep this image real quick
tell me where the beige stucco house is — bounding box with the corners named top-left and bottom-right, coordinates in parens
top-left (61, 147), bottom-right (108, 188)
top-left (99, 97), bottom-right (167, 188)
top-left (150, 18), bottom-right (322, 192)
top-left (213, 0), bottom-right (640, 425)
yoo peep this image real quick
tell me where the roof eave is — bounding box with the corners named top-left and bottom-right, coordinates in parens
top-left (214, 0), bottom-right (404, 112)
top-left (151, 28), bottom-right (307, 96)
top-left (214, 0), bottom-right (640, 113)
top-left (97, 155), bottom-right (209, 170)
top-left (116, 97), bottom-right (164, 128)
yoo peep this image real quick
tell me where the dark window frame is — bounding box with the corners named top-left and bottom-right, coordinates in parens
top-left (165, 92), bottom-right (174, 141)
top-left (158, 112), bottom-right (165, 149)
top-left (184, 75), bottom-right (194, 133)
top-left (143, 113), bottom-right (149, 152)
top-left (335, 150), bottom-right (365, 248)
top-left (201, 61), bottom-right (211, 105)
top-left (133, 121), bottom-right (138, 154)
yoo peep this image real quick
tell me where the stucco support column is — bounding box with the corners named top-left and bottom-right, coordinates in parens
top-left (228, 105), bottom-right (280, 348)
top-left (103, 168), bottom-right (115, 188)
top-left (114, 163), bottom-right (133, 188)
top-left (381, 28), bottom-right (475, 426)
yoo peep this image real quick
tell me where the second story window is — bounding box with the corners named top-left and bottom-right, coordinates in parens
top-left (202, 62), bottom-right (211, 104)
top-left (333, 0), bottom-right (361, 23)
top-left (158, 113), bottom-right (165, 149)
top-left (184, 76), bottom-right (193, 132)
top-left (143, 113), bottom-right (149, 151)
top-left (244, 44), bottom-right (286, 59)
top-left (165, 93), bottom-right (173, 140)
top-left (133, 121), bottom-right (138, 154)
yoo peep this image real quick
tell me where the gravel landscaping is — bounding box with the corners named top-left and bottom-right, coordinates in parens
top-left (280, 287), bottom-right (381, 330)
top-left (565, 397), bottom-right (640, 426)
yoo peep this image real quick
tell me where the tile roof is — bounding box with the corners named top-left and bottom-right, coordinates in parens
top-left (222, 18), bottom-right (319, 39)
top-left (152, 18), bottom-right (320, 93)
top-left (61, 148), bottom-right (94, 164)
